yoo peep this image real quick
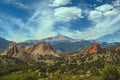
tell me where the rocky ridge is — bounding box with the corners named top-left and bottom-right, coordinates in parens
top-left (1, 42), bottom-right (60, 61)
top-left (81, 43), bottom-right (105, 54)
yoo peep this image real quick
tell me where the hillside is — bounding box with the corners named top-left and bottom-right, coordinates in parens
top-left (0, 37), bottom-right (12, 52)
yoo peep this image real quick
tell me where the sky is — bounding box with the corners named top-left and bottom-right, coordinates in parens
top-left (0, 0), bottom-right (120, 42)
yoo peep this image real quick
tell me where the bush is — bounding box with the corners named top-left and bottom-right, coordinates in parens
top-left (101, 64), bottom-right (120, 80)
top-left (0, 69), bottom-right (38, 80)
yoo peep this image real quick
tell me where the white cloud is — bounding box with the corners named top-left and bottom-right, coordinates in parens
top-left (54, 7), bottom-right (83, 21)
top-left (57, 27), bottom-right (75, 38)
top-left (110, 38), bottom-right (120, 42)
top-left (1, 0), bottom-right (76, 42)
top-left (89, 3), bottom-right (120, 20)
top-left (0, 15), bottom-right (29, 42)
top-left (89, 10), bottom-right (102, 19)
top-left (101, 31), bottom-right (120, 42)
top-left (103, 9), bottom-right (119, 16)
top-left (1, 0), bottom-right (120, 43)
top-left (49, 0), bottom-right (71, 7)
top-left (95, 4), bottom-right (113, 12)
top-left (81, 3), bottom-right (120, 40)
top-left (33, 16), bottom-right (57, 39)
top-left (14, 2), bottom-right (31, 10)
top-left (59, 3), bottom-right (120, 41)
top-left (61, 14), bottom-right (120, 40)
top-left (113, 0), bottom-right (120, 7)
top-left (7, 35), bottom-right (28, 42)
top-left (78, 4), bottom-right (120, 40)
top-left (97, 0), bottom-right (103, 2)
top-left (22, 0), bottom-right (58, 40)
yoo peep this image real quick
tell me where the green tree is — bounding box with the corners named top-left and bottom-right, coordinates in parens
top-left (101, 64), bottom-right (120, 80)
top-left (90, 67), bottom-right (100, 76)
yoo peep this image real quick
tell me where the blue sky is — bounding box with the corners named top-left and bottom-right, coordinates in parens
top-left (0, 0), bottom-right (120, 42)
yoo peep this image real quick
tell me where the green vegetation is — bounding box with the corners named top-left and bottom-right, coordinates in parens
top-left (101, 64), bottom-right (119, 80)
top-left (0, 69), bottom-right (38, 80)
top-left (0, 52), bottom-right (120, 80)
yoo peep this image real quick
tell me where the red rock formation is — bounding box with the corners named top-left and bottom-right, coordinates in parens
top-left (63, 52), bottom-right (79, 58)
top-left (64, 53), bottom-right (72, 58)
top-left (27, 42), bottom-right (59, 57)
top-left (2, 43), bottom-right (23, 56)
top-left (81, 43), bottom-right (104, 53)
top-left (2, 42), bottom-right (59, 57)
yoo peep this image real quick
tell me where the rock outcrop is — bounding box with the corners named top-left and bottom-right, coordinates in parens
top-left (81, 43), bottom-right (104, 53)
top-left (1, 42), bottom-right (59, 61)
top-left (2, 43), bottom-right (23, 56)
top-left (27, 42), bottom-right (59, 57)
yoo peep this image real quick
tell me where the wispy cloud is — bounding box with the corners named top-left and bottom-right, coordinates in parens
top-left (0, 13), bottom-right (30, 42)
top-left (49, 0), bottom-right (71, 7)
top-left (57, 2), bottom-right (120, 41)
top-left (54, 7), bottom-right (83, 21)
top-left (95, 4), bottom-right (113, 12)
top-left (74, 3), bottom-right (120, 40)
top-left (75, 14), bottom-right (120, 39)
top-left (0, 0), bottom-right (120, 42)
top-left (14, 2), bottom-right (32, 10)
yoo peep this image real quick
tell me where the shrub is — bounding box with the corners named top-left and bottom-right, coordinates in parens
top-left (101, 64), bottom-right (120, 80)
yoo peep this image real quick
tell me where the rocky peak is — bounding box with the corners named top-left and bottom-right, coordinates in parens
top-left (7, 43), bottom-right (21, 49)
top-left (2, 43), bottom-right (23, 56)
top-left (81, 43), bottom-right (104, 53)
top-left (27, 42), bottom-right (59, 57)
top-left (2, 41), bottom-right (60, 59)
top-left (29, 42), bottom-right (54, 52)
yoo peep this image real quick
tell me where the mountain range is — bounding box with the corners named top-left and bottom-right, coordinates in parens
top-left (19, 35), bottom-right (117, 54)
top-left (0, 35), bottom-right (120, 62)
top-left (0, 35), bottom-right (119, 54)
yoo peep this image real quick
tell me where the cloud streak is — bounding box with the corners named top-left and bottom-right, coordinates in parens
top-left (54, 7), bottom-right (83, 21)
top-left (75, 14), bottom-right (120, 39)
top-left (57, 2), bottom-right (120, 41)
top-left (0, 0), bottom-right (120, 42)
top-left (49, 0), bottom-right (71, 7)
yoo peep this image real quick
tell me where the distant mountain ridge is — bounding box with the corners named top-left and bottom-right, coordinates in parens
top-left (0, 37), bottom-right (12, 52)
top-left (1, 37), bottom-right (120, 61)
top-left (20, 35), bottom-right (86, 46)
top-left (20, 35), bottom-right (117, 54)
top-left (0, 35), bottom-right (119, 54)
